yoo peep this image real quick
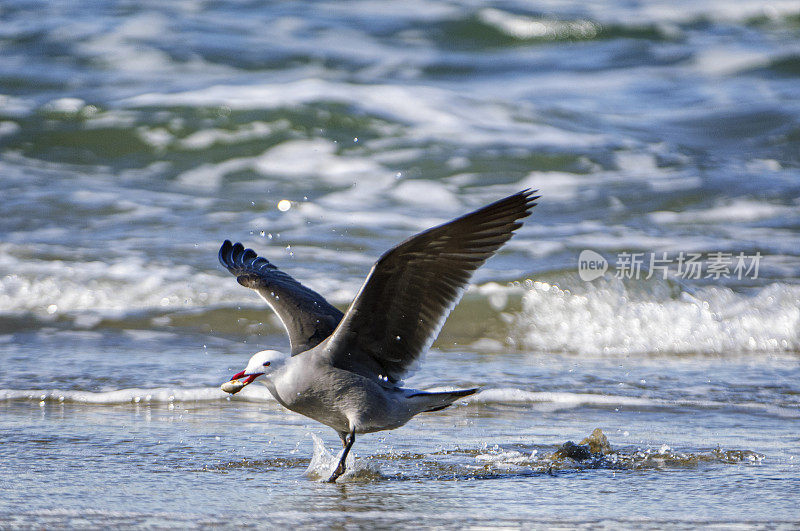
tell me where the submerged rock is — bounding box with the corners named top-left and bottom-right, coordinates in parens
top-left (552, 428), bottom-right (613, 461)
top-left (553, 441), bottom-right (593, 461)
top-left (579, 428), bottom-right (613, 454)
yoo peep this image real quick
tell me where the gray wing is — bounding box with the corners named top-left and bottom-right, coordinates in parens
top-left (218, 240), bottom-right (344, 355)
top-left (323, 189), bottom-right (539, 383)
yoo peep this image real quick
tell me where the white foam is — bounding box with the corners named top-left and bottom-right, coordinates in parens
top-left (564, 230), bottom-right (716, 252)
top-left (522, 147), bottom-right (701, 204)
top-left (0, 385), bottom-right (274, 404)
top-left (509, 279), bottom-right (800, 356)
top-left (84, 109), bottom-right (138, 129)
top-left (136, 126), bottom-right (174, 150)
top-left (693, 47), bottom-right (770, 76)
top-left (254, 138), bottom-right (385, 184)
top-left (175, 156), bottom-right (253, 190)
top-left (389, 180), bottom-right (460, 211)
top-left (467, 388), bottom-right (800, 418)
top-left (42, 97), bottom-right (88, 114)
top-left (178, 121), bottom-right (282, 150)
top-left (614, 152), bottom-right (659, 174)
top-left (475, 448), bottom-right (536, 465)
top-left (0, 121), bottom-right (20, 137)
top-left (572, 0), bottom-right (800, 25)
top-left (746, 159), bottom-right (783, 172)
top-left (175, 137), bottom-right (391, 191)
top-left (0, 247), bottom-right (245, 318)
top-left (522, 171), bottom-right (590, 202)
top-left (70, 190), bottom-right (120, 207)
top-left (0, 94), bottom-right (36, 117)
top-left (650, 199), bottom-right (794, 224)
top-left (478, 9), bottom-right (599, 40)
top-left (72, 13), bottom-right (177, 73)
top-left (121, 79), bottom-right (607, 150)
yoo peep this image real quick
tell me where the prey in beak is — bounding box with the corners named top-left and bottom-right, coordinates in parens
top-left (220, 369), bottom-right (264, 395)
top-left (220, 350), bottom-right (282, 395)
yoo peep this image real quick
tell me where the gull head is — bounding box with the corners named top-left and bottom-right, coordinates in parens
top-left (220, 349), bottom-right (288, 394)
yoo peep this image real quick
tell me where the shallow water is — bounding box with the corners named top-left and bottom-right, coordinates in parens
top-left (1, 0), bottom-right (799, 527)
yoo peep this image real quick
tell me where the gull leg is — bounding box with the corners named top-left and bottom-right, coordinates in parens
top-left (327, 428), bottom-right (355, 483)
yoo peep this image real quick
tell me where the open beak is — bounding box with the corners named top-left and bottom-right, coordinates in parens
top-left (230, 370), bottom-right (263, 385)
top-left (220, 370), bottom-right (264, 394)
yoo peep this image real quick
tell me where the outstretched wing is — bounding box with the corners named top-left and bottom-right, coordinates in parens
top-left (218, 240), bottom-right (343, 355)
top-left (323, 189), bottom-right (539, 383)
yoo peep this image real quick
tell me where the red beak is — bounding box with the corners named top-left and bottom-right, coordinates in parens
top-left (229, 370), bottom-right (263, 385)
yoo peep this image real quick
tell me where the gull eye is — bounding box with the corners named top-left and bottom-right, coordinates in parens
top-left (262, 361), bottom-right (270, 367)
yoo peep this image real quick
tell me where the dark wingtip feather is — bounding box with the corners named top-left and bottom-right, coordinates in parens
top-left (218, 239), bottom-right (234, 269)
top-left (518, 188), bottom-right (540, 214)
top-left (219, 239), bottom-right (258, 273)
top-left (216, 238), bottom-right (344, 354)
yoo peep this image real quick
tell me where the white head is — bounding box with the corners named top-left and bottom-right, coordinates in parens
top-left (222, 349), bottom-right (289, 394)
top-left (242, 349), bottom-right (288, 378)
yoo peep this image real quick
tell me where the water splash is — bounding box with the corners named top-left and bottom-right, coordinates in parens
top-left (304, 433), bottom-right (382, 482)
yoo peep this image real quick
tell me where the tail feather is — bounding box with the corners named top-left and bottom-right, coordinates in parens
top-left (408, 388), bottom-right (479, 412)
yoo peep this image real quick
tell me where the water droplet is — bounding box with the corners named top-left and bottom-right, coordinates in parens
top-left (47, 304), bottom-right (58, 314)
top-left (277, 199), bottom-right (291, 212)
top-left (353, 137), bottom-right (358, 143)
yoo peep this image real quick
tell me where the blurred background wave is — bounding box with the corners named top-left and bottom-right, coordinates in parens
top-left (1, 0), bottom-right (798, 362)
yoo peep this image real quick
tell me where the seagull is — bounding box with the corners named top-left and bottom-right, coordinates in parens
top-left (218, 189), bottom-right (538, 482)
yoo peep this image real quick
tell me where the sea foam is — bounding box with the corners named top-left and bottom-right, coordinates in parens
top-left (508, 279), bottom-right (800, 356)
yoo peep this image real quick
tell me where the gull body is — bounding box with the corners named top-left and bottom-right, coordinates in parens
top-left (219, 190), bottom-right (539, 482)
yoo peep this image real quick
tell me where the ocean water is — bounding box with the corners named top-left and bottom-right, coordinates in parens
top-left (1, 0), bottom-right (799, 528)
